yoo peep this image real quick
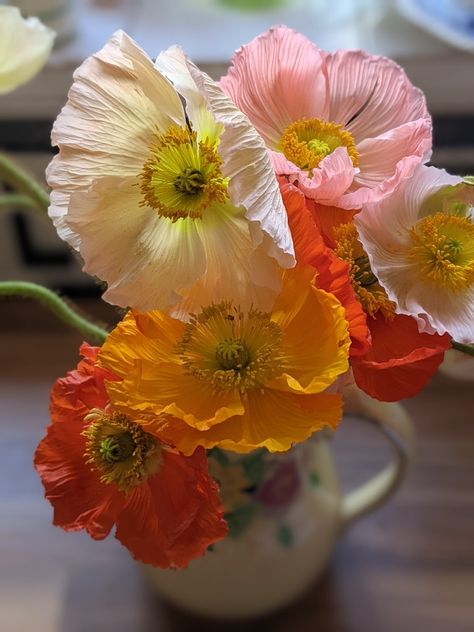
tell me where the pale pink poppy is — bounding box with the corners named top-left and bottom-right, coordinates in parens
top-left (220, 26), bottom-right (432, 209)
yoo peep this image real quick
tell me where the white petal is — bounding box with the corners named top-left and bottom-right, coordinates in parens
top-left (356, 165), bottom-right (473, 342)
top-left (0, 7), bottom-right (55, 94)
top-left (47, 31), bottom-right (185, 233)
top-left (185, 58), bottom-right (295, 269)
top-left (175, 203), bottom-right (280, 316)
top-left (66, 176), bottom-right (206, 311)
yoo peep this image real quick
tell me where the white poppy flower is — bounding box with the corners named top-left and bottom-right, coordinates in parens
top-left (46, 32), bottom-right (294, 312)
top-left (0, 6), bottom-right (55, 94)
top-left (356, 165), bottom-right (474, 343)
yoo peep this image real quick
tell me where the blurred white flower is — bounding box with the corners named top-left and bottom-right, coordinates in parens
top-left (0, 6), bottom-right (55, 94)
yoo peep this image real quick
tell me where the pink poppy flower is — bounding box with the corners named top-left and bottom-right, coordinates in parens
top-left (220, 26), bottom-right (432, 209)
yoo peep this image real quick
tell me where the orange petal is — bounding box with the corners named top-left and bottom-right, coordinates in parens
top-left (352, 313), bottom-right (451, 401)
top-left (115, 448), bottom-right (227, 568)
top-left (280, 181), bottom-right (370, 357)
top-left (34, 416), bottom-right (124, 539)
top-left (269, 266), bottom-right (350, 394)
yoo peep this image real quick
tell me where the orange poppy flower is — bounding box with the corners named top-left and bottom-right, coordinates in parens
top-left (34, 344), bottom-right (228, 568)
top-left (280, 181), bottom-right (451, 401)
top-left (98, 266), bottom-right (351, 454)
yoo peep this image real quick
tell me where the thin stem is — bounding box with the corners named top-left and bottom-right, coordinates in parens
top-left (0, 193), bottom-right (37, 211)
top-left (0, 281), bottom-right (108, 344)
top-left (0, 152), bottom-right (50, 213)
top-left (452, 340), bottom-right (474, 357)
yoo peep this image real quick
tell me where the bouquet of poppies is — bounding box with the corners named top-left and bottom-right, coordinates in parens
top-left (1, 10), bottom-right (473, 570)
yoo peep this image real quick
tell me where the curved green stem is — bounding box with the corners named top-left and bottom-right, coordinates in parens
top-left (0, 193), bottom-right (37, 211)
top-left (452, 340), bottom-right (474, 357)
top-left (0, 281), bottom-right (108, 344)
top-left (0, 152), bottom-right (50, 213)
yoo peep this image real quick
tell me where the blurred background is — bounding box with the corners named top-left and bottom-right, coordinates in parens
top-left (0, 1), bottom-right (473, 631)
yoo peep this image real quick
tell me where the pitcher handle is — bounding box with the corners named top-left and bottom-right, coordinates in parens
top-left (339, 384), bottom-right (416, 530)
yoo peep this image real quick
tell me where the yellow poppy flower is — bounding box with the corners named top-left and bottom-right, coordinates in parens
top-left (98, 267), bottom-right (350, 454)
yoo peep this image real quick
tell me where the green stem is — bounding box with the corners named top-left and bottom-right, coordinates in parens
top-left (0, 152), bottom-right (50, 213)
top-left (0, 193), bottom-right (37, 210)
top-left (452, 340), bottom-right (474, 357)
top-left (0, 281), bottom-right (108, 344)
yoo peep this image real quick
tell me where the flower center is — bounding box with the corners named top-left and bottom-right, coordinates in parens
top-left (139, 125), bottom-right (229, 221)
top-left (215, 339), bottom-right (251, 371)
top-left (83, 410), bottom-right (161, 493)
top-left (280, 118), bottom-right (359, 172)
top-left (177, 303), bottom-right (285, 391)
top-left (408, 212), bottom-right (474, 292)
top-left (334, 222), bottom-right (395, 319)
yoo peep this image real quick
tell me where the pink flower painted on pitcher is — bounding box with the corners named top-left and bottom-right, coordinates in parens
top-left (220, 26), bottom-right (432, 209)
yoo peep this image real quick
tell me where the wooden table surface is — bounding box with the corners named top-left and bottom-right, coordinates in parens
top-left (1, 308), bottom-right (473, 632)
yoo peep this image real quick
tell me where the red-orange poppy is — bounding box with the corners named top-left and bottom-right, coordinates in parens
top-left (35, 344), bottom-right (228, 568)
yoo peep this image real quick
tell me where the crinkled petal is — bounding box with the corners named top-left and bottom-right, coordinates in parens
top-left (352, 313), bottom-right (451, 401)
top-left (280, 182), bottom-right (369, 356)
top-left (0, 7), bottom-right (55, 94)
top-left (47, 30), bottom-right (185, 245)
top-left (325, 49), bottom-right (429, 143)
top-left (186, 55), bottom-right (295, 269)
top-left (155, 45), bottom-right (222, 145)
top-left (34, 417), bottom-right (124, 539)
top-left (356, 165), bottom-right (472, 341)
top-left (220, 26), bottom-right (329, 148)
top-left (50, 343), bottom-right (117, 423)
top-left (290, 147), bottom-right (358, 204)
top-left (338, 119), bottom-right (432, 209)
top-left (115, 448), bottom-right (227, 569)
top-left (269, 268), bottom-right (350, 394)
top-left (66, 176), bottom-right (207, 311)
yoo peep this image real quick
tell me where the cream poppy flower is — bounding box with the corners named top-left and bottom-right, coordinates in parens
top-left (356, 166), bottom-right (474, 344)
top-left (47, 32), bottom-right (295, 312)
top-left (0, 6), bottom-right (55, 94)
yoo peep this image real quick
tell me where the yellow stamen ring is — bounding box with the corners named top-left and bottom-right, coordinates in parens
top-left (177, 303), bottom-right (285, 392)
top-left (334, 222), bottom-right (395, 320)
top-left (139, 125), bottom-right (229, 221)
top-left (83, 410), bottom-right (161, 493)
top-left (408, 212), bottom-right (474, 292)
top-left (280, 118), bottom-right (359, 172)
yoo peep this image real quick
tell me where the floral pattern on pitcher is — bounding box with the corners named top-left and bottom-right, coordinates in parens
top-left (208, 444), bottom-right (322, 547)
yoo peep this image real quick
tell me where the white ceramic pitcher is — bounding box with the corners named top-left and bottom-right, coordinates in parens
top-left (143, 385), bottom-right (415, 620)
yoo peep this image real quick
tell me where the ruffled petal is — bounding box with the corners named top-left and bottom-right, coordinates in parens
top-left (220, 26), bottom-right (329, 148)
top-left (280, 182), bottom-right (369, 356)
top-left (338, 119), bottom-right (432, 209)
top-left (289, 147), bottom-right (358, 204)
top-left (145, 390), bottom-right (342, 455)
top-left (66, 176), bottom-right (207, 311)
top-left (188, 55), bottom-right (295, 269)
top-left (34, 417), bottom-right (124, 539)
top-left (230, 389), bottom-right (342, 453)
top-left (269, 268), bottom-right (351, 394)
top-left (0, 6), bottom-right (55, 94)
top-left (325, 49), bottom-right (429, 143)
top-left (356, 166), bottom-right (472, 341)
top-left (352, 313), bottom-right (451, 401)
top-left (155, 45), bottom-right (222, 145)
top-left (50, 343), bottom-right (116, 423)
top-left (175, 202), bottom-right (280, 315)
top-left (115, 448), bottom-right (227, 568)
top-left (47, 30), bottom-right (185, 242)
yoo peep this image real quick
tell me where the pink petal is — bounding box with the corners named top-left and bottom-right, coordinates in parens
top-left (337, 119), bottom-right (432, 209)
top-left (325, 49), bottom-right (429, 143)
top-left (220, 26), bottom-right (329, 148)
top-left (290, 147), bottom-right (358, 204)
